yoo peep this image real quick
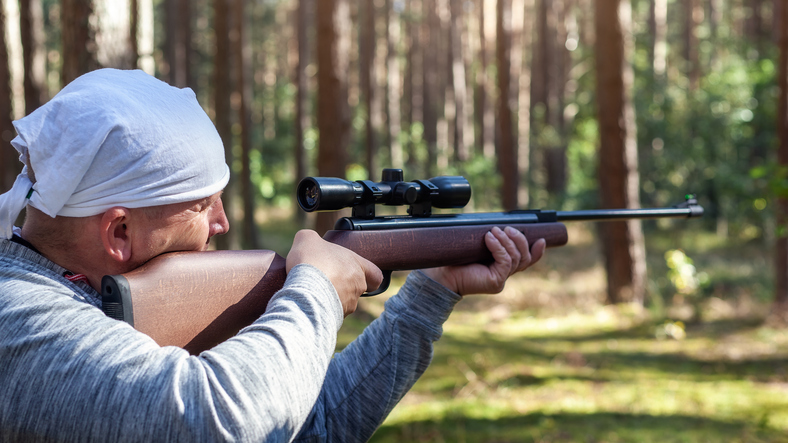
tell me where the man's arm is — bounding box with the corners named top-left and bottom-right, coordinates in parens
top-left (294, 228), bottom-right (545, 442)
top-left (0, 257), bottom-right (342, 442)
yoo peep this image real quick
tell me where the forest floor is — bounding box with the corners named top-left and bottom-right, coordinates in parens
top-left (322, 221), bottom-right (788, 442)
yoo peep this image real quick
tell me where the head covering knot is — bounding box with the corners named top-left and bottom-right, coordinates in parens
top-left (0, 68), bottom-right (230, 239)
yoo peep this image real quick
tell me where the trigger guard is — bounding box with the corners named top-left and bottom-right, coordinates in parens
top-left (363, 270), bottom-right (392, 297)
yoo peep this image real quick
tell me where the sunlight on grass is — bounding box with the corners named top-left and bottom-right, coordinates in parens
top-left (344, 300), bottom-right (788, 442)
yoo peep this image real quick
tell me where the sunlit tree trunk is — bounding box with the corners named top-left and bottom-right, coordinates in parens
top-left (683, 0), bottom-right (701, 92)
top-left (294, 0), bottom-right (311, 225)
top-left (94, 0), bottom-right (135, 69)
top-left (404, 0), bottom-right (422, 173)
top-left (496, 0), bottom-right (517, 210)
top-left (360, 0), bottom-right (377, 176)
top-left (386, 0), bottom-right (403, 169)
top-left (475, 0), bottom-right (494, 158)
top-left (595, 0), bottom-right (646, 305)
top-left (316, 0), bottom-right (350, 235)
top-left (649, 0), bottom-right (667, 78)
top-left (449, 0), bottom-right (471, 165)
top-left (421, 0), bottom-right (438, 176)
top-left (516, 0), bottom-right (534, 207)
top-left (775, 0), bottom-right (788, 315)
top-left (0, 0), bottom-right (16, 193)
top-left (20, 0), bottom-right (46, 113)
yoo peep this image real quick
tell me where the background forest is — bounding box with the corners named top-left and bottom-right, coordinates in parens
top-left (1, 0), bottom-right (788, 441)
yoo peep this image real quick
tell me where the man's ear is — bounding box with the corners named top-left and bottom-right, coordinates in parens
top-left (100, 207), bottom-right (133, 262)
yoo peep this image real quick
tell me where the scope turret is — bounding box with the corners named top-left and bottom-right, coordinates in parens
top-left (296, 168), bottom-right (471, 218)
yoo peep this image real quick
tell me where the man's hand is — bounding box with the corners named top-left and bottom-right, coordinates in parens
top-left (422, 226), bottom-right (546, 295)
top-left (286, 230), bottom-right (383, 317)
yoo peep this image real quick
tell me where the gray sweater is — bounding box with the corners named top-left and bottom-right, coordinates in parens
top-left (0, 238), bottom-right (461, 442)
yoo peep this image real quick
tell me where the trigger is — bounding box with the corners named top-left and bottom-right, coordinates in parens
top-left (363, 270), bottom-right (392, 297)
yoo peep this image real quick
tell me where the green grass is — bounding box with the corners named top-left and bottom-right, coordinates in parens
top-left (332, 227), bottom-right (788, 442)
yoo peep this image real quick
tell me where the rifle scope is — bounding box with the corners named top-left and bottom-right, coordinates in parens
top-left (297, 168), bottom-right (471, 218)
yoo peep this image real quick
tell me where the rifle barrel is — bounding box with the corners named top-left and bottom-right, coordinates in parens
top-left (336, 201), bottom-right (703, 231)
top-left (556, 205), bottom-right (703, 222)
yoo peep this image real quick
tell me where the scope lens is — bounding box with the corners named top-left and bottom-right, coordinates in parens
top-left (304, 185), bottom-right (318, 208)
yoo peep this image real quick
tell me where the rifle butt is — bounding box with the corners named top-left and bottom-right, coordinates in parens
top-left (101, 250), bottom-right (286, 353)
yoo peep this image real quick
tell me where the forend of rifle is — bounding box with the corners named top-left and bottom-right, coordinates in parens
top-left (297, 168), bottom-right (471, 218)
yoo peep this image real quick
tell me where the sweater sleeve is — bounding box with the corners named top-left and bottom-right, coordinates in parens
top-left (0, 262), bottom-right (343, 443)
top-left (294, 270), bottom-right (462, 443)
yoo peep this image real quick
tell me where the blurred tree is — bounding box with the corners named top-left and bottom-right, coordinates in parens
top-left (513, 0), bottom-right (533, 207)
top-left (0, 0), bottom-right (17, 193)
top-left (61, 0), bottom-right (98, 85)
top-left (595, 0), bottom-right (646, 305)
top-left (385, 0), bottom-right (403, 169)
top-left (496, 0), bottom-right (517, 210)
top-left (233, 0), bottom-right (257, 248)
top-left (315, 0), bottom-right (350, 235)
top-left (475, 0), bottom-right (494, 158)
top-left (164, 0), bottom-right (191, 88)
top-left (212, 0), bottom-right (239, 250)
top-left (294, 0), bottom-right (311, 225)
top-left (360, 0), bottom-right (377, 176)
top-left (776, 0), bottom-right (788, 314)
top-left (684, 0), bottom-right (701, 92)
top-left (20, 0), bottom-right (46, 113)
top-left (448, 0), bottom-right (471, 165)
top-left (421, 0), bottom-right (438, 176)
top-left (532, 0), bottom-right (569, 200)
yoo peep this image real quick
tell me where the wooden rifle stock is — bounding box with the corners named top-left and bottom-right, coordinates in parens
top-left (101, 223), bottom-right (568, 354)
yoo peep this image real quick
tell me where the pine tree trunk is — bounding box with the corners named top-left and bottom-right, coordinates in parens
top-left (19, 0), bottom-right (46, 114)
top-left (165, 0), bottom-right (192, 87)
top-left (496, 0), bottom-right (517, 210)
top-left (233, 0), bottom-right (256, 248)
top-left (315, 0), bottom-right (350, 235)
top-left (294, 0), bottom-right (311, 225)
top-left (361, 0), bottom-right (377, 176)
top-left (775, 0), bottom-right (788, 315)
top-left (212, 0), bottom-right (238, 250)
top-left (61, 0), bottom-right (98, 85)
top-left (0, 0), bottom-right (17, 193)
top-left (595, 0), bottom-right (646, 305)
top-left (386, 0), bottom-right (403, 169)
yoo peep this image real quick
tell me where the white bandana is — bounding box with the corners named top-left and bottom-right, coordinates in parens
top-left (0, 69), bottom-right (230, 239)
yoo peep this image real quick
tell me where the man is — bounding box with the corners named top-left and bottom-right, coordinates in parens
top-left (0, 69), bottom-right (546, 442)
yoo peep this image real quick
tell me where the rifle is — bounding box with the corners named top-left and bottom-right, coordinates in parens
top-left (101, 169), bottom-right (703, 354)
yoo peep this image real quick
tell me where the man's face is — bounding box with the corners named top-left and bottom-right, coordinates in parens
top-left (132, 191), bottom-right (230, 264)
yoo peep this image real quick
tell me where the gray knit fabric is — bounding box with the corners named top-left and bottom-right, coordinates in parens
top-left (0, 238), bottom-right (461, 442)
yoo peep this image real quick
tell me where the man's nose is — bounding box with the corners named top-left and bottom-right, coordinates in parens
top-left (209, 198), bottom-right (230, 237)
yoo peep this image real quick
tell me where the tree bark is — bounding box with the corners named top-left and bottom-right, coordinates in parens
top-left (360, 0), bottom-right (377, 176)
top-left (233, 0), bottom-right (257, 249)
top-left (19, 0), bottom-right (46, 114)
top-left (294, 0), bottom-right (311, 225)
top-left (386, 0), bottom-right (403, 169)
top-left (594, 0), bottom-right (646, 305)
top-left (165, 0), bottom-right (192, 87)
top-left (0, 0), bottom-right (17, 193)
top-left (496, 0), bottom-right (517, 210)
top-left (475, 0), bottom-right (494, 158)
top-left (775, 0), bottom-right (788, 313)
top-left (61, 0), bottom-right (98, 86)
top-left (212, 0), bottom-right (238, 250)
top-left (315, 0), bottom-right (350, 235)
top-left (516, 0), bottom-right (534, 207)
top-left (421, 0), bottom-right (438, 176)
